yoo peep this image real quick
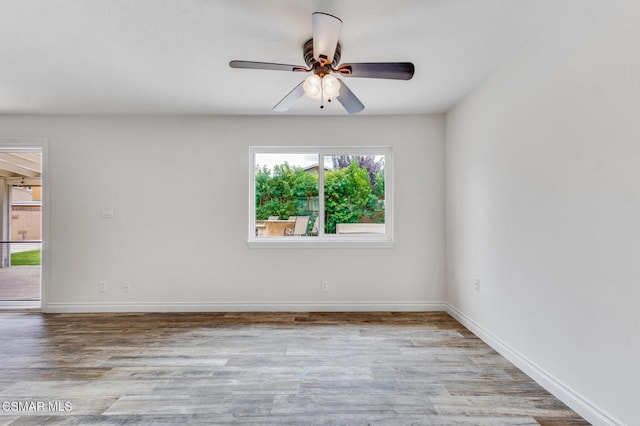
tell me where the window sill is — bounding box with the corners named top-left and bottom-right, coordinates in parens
top-left (247, 238), bottom-right (395, 249)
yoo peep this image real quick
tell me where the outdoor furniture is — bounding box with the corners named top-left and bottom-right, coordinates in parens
top-left (256, 219), bottom-right (295, 237)
top-left (284, 216), bottom-right (310, 236)
top-left (335, 223), bottom-right (385, 234)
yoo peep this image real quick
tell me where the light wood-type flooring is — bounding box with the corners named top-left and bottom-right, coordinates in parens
top-left (0, 312), bottom-right (588, 425)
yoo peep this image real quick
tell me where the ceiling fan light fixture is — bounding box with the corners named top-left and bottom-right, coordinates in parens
top-left (303, 74), bottom-right (341, 103)
top-left (322, 74), bottom-right (340, 99)
top-left (303, 74), bottom-right (322, 100)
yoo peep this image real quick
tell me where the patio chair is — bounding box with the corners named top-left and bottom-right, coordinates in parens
top-left (284, 216), bottom-right (310, 236)
top-left (283, 216), bottom-right (295, 235)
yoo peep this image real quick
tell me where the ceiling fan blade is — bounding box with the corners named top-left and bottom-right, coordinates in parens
top-left (335, 62), bottom-right (415, 80)
top-left (336, 79), bottom-right (364, 114)
top-left (229, 60), bottom-right (307, 72)
top-left (312, 12), bottom-right (342, 65)
top-left (273, 81), bottom-right (306, 112)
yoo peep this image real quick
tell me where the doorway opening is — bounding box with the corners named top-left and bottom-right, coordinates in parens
top-left (0, 148), bottom-right (43, 309)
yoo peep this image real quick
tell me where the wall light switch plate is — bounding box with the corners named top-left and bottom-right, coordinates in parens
top-left (102, 207), bottom-right (114, 218)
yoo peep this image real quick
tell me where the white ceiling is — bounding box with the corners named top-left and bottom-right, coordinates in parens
top-left (0, 0), bottom-right (584, 116)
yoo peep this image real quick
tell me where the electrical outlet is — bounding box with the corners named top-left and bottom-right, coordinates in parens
top-left (321, 281), bottom-right (329, 292)
top-left (474, 279), bottom-right (480, 292)
top-left (123, 281), bottom-right (131, 292)
top-left (98, 281), bottom-right (107, 293)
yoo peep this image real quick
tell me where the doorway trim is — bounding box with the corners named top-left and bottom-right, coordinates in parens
top-left (0, 138), bottom-right (48, 310)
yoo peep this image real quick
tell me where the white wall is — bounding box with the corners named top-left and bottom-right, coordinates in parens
top-left (0, 114), bottom-right (445, 311)
top-left (445, 1), bottom-right (640, 424)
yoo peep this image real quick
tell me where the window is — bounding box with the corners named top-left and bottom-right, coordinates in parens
top-left (249, 147), bottom-right (393, 247)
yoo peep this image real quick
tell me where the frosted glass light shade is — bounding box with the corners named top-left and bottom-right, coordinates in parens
top-left (322, 74), bottom-right (340, 99)
top-left (303, 74), bottom-right (322, 100)
top-left (304, 74), bottom-right (342, 103)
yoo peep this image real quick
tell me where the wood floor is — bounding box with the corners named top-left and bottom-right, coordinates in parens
top-left (0, 312), bottom-right (588, 425)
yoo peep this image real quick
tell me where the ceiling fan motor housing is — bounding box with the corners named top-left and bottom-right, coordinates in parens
top-left (303, 39), bottom-right (341, 75)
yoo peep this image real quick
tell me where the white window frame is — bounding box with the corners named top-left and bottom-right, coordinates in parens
top-left (248, 146), bottom-right (394, 248)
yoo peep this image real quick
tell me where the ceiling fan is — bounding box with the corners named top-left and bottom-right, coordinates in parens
top-left (229, 12), bottom-right (415, 114)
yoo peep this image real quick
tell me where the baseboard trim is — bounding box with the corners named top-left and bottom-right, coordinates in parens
top-left (43, 301), bottom-right (447, 313)
top-left (445, 303), bottom-right (620, 426)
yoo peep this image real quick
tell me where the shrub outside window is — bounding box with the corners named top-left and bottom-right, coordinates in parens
top-left (249, 147), bottom-right (393, 247)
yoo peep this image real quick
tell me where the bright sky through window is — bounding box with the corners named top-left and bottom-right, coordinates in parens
top-left (255, 153), bottom-right (333, 172)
